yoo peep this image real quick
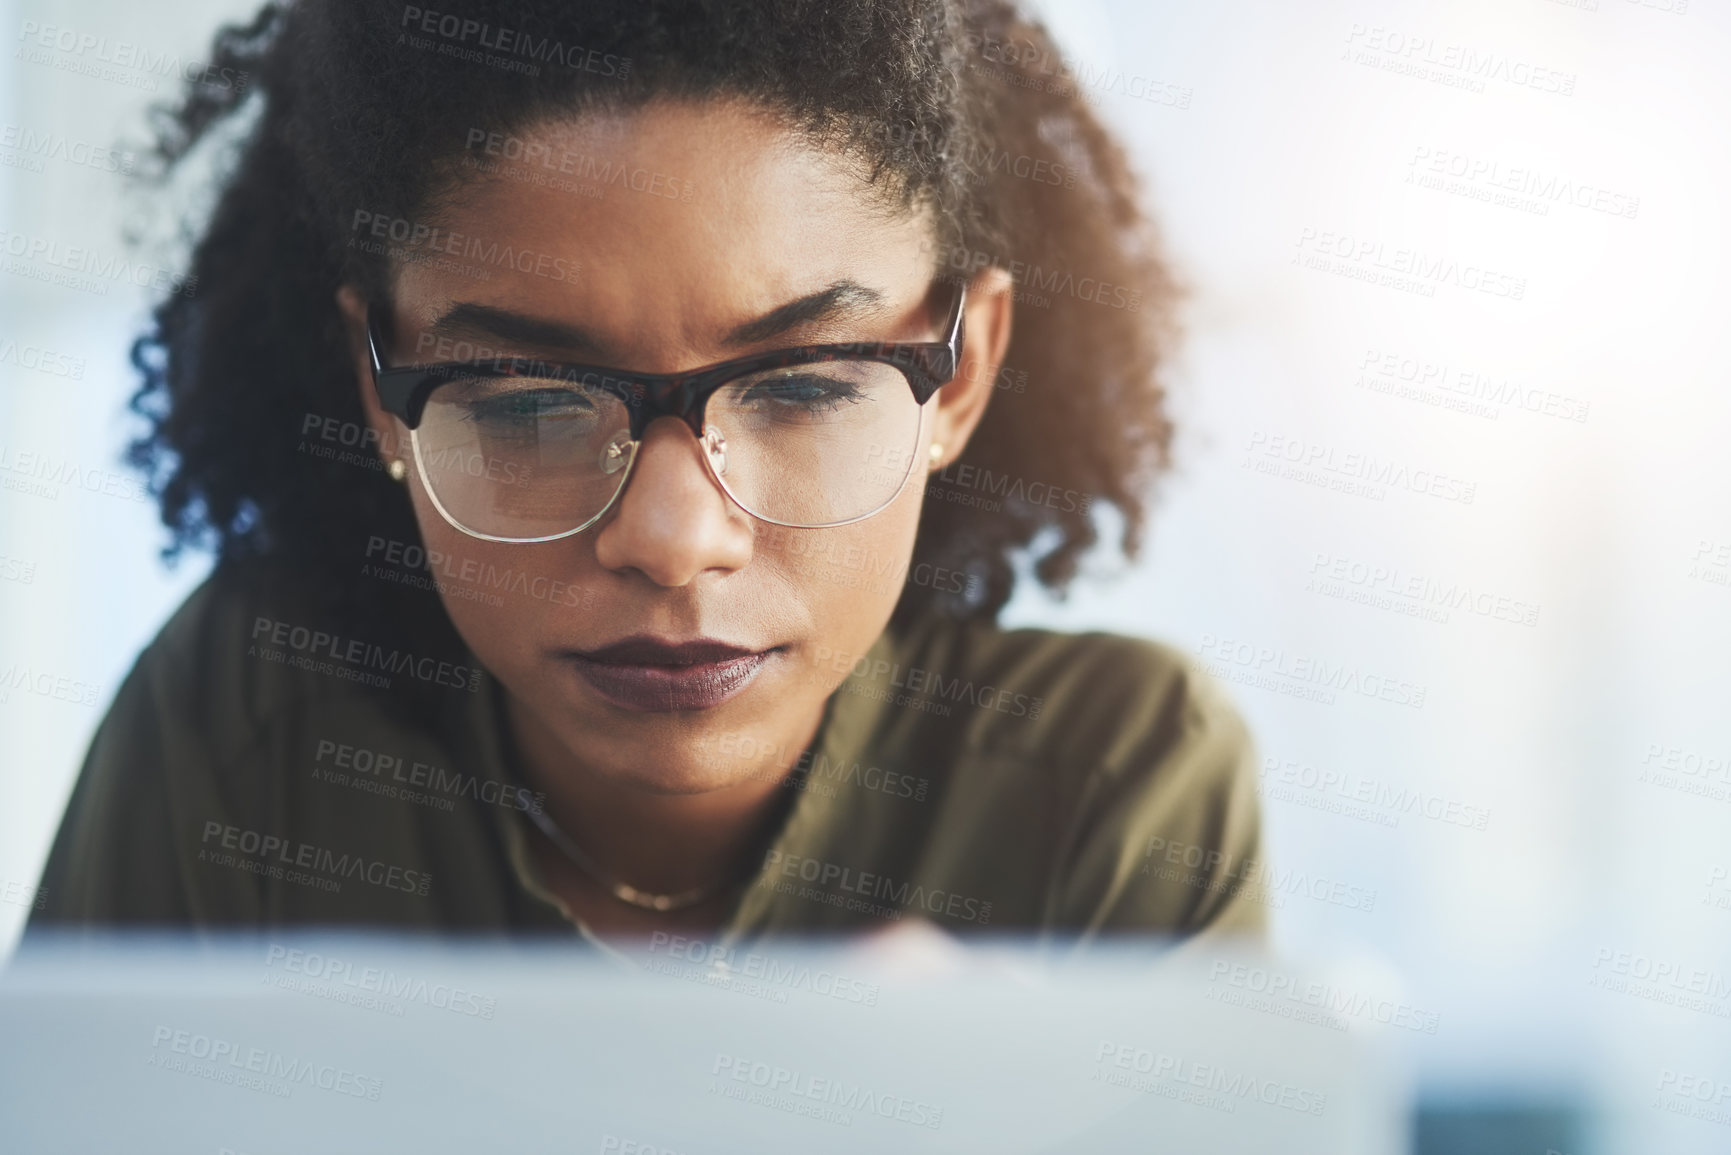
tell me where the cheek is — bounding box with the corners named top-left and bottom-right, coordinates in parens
top-left (404, 483), bottom-right (558, 664)
top-left (770, 476), bottom-right (925, 671)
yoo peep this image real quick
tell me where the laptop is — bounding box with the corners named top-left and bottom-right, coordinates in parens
top-left (2, 931), bottom-right (1407, 1154)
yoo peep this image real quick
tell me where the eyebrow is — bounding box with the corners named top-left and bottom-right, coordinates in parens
top-left (424, 280), bottom-right (890, 358)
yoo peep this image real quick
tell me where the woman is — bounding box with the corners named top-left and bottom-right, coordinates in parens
top-left (30, 0), bottom-right (1265, 950)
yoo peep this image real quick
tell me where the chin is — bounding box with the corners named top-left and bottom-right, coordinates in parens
top-left (619, 762), bottom-right (767, 796)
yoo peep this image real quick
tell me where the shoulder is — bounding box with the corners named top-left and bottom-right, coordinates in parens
top-left (134, 559), bottom-right (472, 747)
top-left (29, 561), bottom-right (474, 928)
top-left (138, 561), bottom-right (321, 740)
top-left (885, 613), bottom-right (1251, 779)
top-left (27, 564), bottom-right (292, 926)
top-left (861, 613), bottom-right (1265, 937)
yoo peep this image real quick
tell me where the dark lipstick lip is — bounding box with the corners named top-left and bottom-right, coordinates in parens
top-left (572, 636), bottom-right (765, 667)
top-left (559, 636), bottom-right (779, 713)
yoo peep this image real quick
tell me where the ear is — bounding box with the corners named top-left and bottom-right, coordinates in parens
top-left (335, 284), bottom-right (409, 468)
top-left (926, 265), bottom-right (1014, 472)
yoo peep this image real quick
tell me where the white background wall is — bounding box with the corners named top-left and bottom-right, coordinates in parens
top-left (1010, 0), bottom-right (1727, 954)
top-left (2, 0), bottom-right (1727, 1143)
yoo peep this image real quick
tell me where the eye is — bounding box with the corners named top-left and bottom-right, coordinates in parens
top-left (459, 384), bottom-right (602, 426)
top-left (729, 370), bottom-right (867, 414)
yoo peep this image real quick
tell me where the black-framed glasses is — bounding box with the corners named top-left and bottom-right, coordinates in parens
top-left (366, 282), bottom-right (967, 542)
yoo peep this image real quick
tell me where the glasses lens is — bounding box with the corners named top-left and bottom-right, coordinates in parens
top-left (703, 360), bottom-right (924, 526)
top-left (414, 375), bottom-right (634, 540)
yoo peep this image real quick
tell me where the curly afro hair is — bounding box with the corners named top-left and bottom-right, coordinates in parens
top-left (127, 0), bottom-right (1181, 636)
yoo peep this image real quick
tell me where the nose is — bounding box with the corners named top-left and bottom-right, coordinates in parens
top-left (591, 416), bottom-right (754, 586)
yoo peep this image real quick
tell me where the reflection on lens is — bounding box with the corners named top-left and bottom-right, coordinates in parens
top-left (412, 359), bottom-right (925, 538)
top-left (704, 361), bottom-right (923, 527)
top-left (415, 376), bottom-right (633, 540)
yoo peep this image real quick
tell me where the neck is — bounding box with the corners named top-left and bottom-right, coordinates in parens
top-left (502, 693), bottom-right (822, 899)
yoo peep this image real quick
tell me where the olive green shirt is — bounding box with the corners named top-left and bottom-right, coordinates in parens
top-left (28, 564), bottom-right (1266, 949)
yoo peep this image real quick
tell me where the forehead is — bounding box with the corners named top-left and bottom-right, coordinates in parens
top-left (392, 98), bottom-right (935, 357)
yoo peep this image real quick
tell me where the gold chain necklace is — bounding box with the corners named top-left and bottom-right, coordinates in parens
top-left (525, 806), bottom-right (743, 913)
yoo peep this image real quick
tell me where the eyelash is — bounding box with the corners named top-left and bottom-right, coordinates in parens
top-left (460, 386), bottom-right (599, 422)
top-left (729, 375), bottom-right (866, 413)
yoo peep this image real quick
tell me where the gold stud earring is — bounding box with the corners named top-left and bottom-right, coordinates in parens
top-left (387, 459), bottom-right (407, 483)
